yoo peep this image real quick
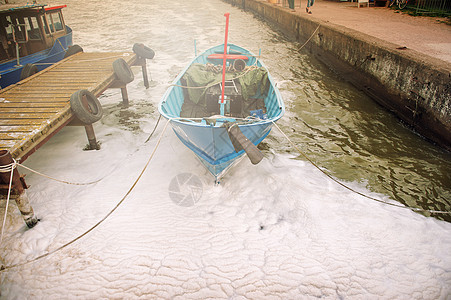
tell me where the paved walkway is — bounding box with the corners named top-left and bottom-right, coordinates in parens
top-left (274, 0), bottom-right (451, 64)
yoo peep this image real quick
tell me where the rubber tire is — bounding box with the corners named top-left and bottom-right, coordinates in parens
top-left (20, 64), bottom-right (38, 80)
top-left (70, 89), bottom-right (103, 124)
top-left (132, 43), bottom-right (155, 59)
top-left (113, 58), bottom-right (134, 84)
top-left (64, 44), bottom-right (83, 58)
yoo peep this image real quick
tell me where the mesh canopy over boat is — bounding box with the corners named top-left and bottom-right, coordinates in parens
top-left (180, 63), bottom-right (269, 118)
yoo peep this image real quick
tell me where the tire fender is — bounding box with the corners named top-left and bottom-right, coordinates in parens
top-left (64, 44), bottom-right (84, 58)
top-left (113, 58), bottom-right (134, 84)
top-left (20, 64), bottom-right (38, 80)
top-left (132, 43), bottom-right (155, 59)
top-left (70, 89), bottom-right (103, 124)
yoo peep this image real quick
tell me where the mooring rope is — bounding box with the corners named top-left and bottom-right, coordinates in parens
top-left (57, 39), bottom-right (66, 53)
top-left (0, 158), bottom-right (102, 249)
top-left (17, 163), bottom-right (103, 186)
top-left (0, 118), bottom-right (171, 272)
top-left (271, 121), bottom-right (451, 215)
top-left (145, 114), bottom-right (162, 143)
top-left (0, 161), bottom-right (15, 245)
top-left (298, 24), bottom-right (321, 51)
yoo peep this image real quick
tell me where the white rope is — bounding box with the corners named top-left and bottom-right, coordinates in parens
top-left (298, 24), bottom-right (321, 51)
top-left (57, 39), bottom-right (66, 53)
top-left (271, 121), bottom-right (451, 215)
top-left (0, 158), bottom-right (101, 246)
top-left (0, 160), bottom-right (16, 245)
top-left (0, 118), bottom-right (171, 272)
top-left (17, 163), bottom-right (102, 186)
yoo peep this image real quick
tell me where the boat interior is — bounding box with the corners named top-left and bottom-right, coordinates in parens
top-left (160, 44), bottom-right (284, 127)
top-left (179, 61), bottom-right (270, 120)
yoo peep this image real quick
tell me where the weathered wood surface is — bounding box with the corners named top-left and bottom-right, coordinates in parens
top-left (0, 51), bottom-right (137, 161)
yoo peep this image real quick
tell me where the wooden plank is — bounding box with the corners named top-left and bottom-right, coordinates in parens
top-left (0, 99), bottom-right (69, 103)
top-left (1, 124), bottom-right (56, 138)
top-left (3, 86), bottom-right (83, 91)
top-left (35, 75), bottom-right (108, 80)
top-left (0, 107), bottom-right (65, 113)
top-left (0, 102), bottom-right (67, 108)
top-left (0, 125), bottom-right (41, 132)
top-left (0, 140), bottom-right (18, 148)
top-left (1, 94), bottom-right (69, 99)
top-left (0, 132), bottom-right (29, 140)
top-left (27, 71), bottom-right (103, 76)
top-left (0, 112), bottom-right (60, 119)
top-left (10, 82), bottom-right (101, 88)
top-left (2, 92), bottom-right (75, 98)
top-left (0, 109), bottom-right (69, 125)
top-left (53, 63), bottom-right (114, 68)
top-left (0, 119), bottom-right (51, 125)
top-left (20, 81), bottom-right (98, 87)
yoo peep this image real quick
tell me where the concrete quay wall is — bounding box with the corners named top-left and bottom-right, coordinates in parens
top-left (224, 0), bottom-right (451, 151)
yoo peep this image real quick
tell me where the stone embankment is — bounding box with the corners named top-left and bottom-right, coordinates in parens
top-left (224, 0), bottom-right (451, 151)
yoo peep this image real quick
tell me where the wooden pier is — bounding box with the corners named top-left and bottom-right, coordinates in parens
top-left (0, 51), bottom-right (150, 228)
top-left (0, 51), bottom-right (147, 162)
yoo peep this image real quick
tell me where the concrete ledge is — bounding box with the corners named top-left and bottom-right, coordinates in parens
top-left (224, 0), bottom-right (451, 151)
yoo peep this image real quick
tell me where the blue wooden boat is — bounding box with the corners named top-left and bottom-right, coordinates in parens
top-left (0, 3), bottom-right (74, 89)
top-left (159, 43), bottom-right (285, 182)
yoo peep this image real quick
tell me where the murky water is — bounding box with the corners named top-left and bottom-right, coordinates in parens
top-left (58, 0), bottom-right (450, 220)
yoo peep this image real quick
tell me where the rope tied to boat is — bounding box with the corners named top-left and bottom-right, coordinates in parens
top-left (17, 163), bottom-right (102, 186)
top-left (57, 39), bottom-right (66, 53)
top-left (0, 158), bottom-right (17, 245)
top-left (0, 160), bottom-right (17, 174)
top-left (0, 157), bottom-right (101, 248)
top-left (298, 24), bottom-right (321, 51)
top-left (0, 118), bottom-right (172, 272)
top-left (271, 121), bottom-right (451, 215)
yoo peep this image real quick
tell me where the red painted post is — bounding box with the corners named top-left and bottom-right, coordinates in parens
top-left (220, 13), bottom-right (230, 105)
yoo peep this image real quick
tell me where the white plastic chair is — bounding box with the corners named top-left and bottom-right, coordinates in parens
top-left (357, 0), bottom-right (370, 7)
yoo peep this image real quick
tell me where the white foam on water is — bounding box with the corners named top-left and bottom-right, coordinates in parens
top-left (1, 0), bottom-right (450, 298)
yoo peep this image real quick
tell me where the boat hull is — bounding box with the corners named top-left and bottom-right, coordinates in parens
top-left (0, 26), bottom-right (72, 89)
top-left (171, 119), bottom-right (274, 178)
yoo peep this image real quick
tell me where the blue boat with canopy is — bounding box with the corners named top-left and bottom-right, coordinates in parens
top-left (159, 13), bottom-right (285, 183)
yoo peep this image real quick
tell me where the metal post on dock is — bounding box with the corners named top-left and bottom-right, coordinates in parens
top-left (142, 64), bottom-right (149, 89)
top-left (132, 44), bottom-right (153, 89)
top-left (0, 150), bottom-right (38, 228)
top-left (137, 57), bottom-right (150, 89)
top-left (120, 86), bottom-right (129, 107)
top-left (84, 125), bottom-right (100, 150)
